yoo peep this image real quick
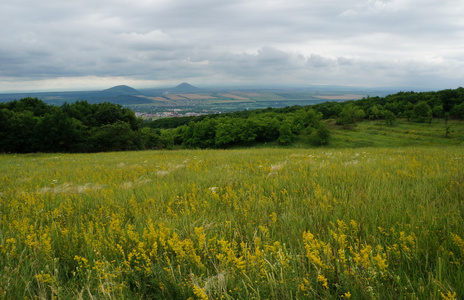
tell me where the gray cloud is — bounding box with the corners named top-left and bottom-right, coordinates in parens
top-left (1, 0), bottom-right (464, 92)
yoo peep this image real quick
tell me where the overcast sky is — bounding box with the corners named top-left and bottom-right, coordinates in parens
top-left (1, 0), bottom-right (463, 92)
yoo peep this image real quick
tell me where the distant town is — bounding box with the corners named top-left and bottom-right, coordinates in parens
top-left (135, 109), bottom-right (217, 119)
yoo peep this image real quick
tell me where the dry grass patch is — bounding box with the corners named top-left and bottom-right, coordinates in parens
top-left (218, 93), bottom-right (250, 100)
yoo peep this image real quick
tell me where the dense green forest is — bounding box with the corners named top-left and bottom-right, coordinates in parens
top-left (0, 99), bottom-right (143, 153)
top-left (1, 87), bottom-right (464, 153)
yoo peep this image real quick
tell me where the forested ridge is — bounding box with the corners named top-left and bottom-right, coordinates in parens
top-left (1, 87), bottom-right (464, 153)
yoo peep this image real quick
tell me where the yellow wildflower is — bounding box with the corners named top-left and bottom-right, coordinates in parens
top-left (192, 285), bottom-right (208, 300)
top-left (317, 274), bottom-right (328, 289)
top-left (34, 273), bottom-right (54, 284)
top-left (441, 291), bottom-right (457, 300)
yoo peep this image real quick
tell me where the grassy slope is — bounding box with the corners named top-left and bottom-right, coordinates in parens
top-left (0, 144), bottom-right (463, 299)
top-left (291, 119), bottom-right (464, 149)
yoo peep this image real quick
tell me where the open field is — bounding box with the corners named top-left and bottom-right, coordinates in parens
top-left (128, 91), bottom-right (358, 114)
top-left (135, 96), bottom-right (171, 102)
top-left (315, 94), bottom-right (364, 100)
top-left (217, 93), bottom-right (250, 100)
top-left (164, 94), bottom-right (187, 100)
top-left (326, 119), bottom-right (464, 148)
top-left (179, 94), bottom-right (217, 100)
top-left (0, 147), bottom-right (463, 299)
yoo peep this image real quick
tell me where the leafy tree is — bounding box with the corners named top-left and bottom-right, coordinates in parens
top-left (367, 105), bottom-right (381, 120)
top-left (400, 102), bottom-right (414, 121)
top-left (93, 102), bottom-right (123, 126)
top-left (337, 103), bottom-right (365, 126)
top-left (182, 118), bottom-right (217, 148)
top-left (450, 102), bottom-right (464, 119)
top-left (141, 127), bottom-right (162, 149)
top-left (313, 102), bottom-right (342, 119)
top-left (92, 102), bottom-right (139, 128)
top-left (278, 119), bottom-right (295, 145)
top-left (0, 109), bottom-right (13, 152)
top-left (91, 121), bottom-right (142, 152)
top-left (432, 105), bottom-right (444, 119)
top-left (292, 109), bottom-right (310, 133)
top-left (8, 111), bottom-right (40, 153)
top-left (159, 129), bottom-right (176, 149)
top-left (238, 119), bottom-right (258, 144)
top-left (383, 110), bottom-right (396, 126)
top-left (309, 122), bottom-right (330, 146)
top-left (253, 115), bottom-right (280, 142)
top-left (62, 100), bottom-right (95, 127)
top-left (215, 119), bottom-right (240, 148)
top-left (439, 89), bottom-right (459, 112)
top-left (35, 107), bottom-right (83, 152)
top-left (11, 97), bottom-right (50, 116)
top-left (412, 101), bottom-right (432, 123)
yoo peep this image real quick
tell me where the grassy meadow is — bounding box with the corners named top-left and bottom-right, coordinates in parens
top-left (326, 119), bottom-right (464, 148)
top-left (0, 147), bottom-right (463, 299)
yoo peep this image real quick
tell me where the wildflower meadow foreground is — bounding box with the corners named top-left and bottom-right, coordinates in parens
top-left (0, 147), bottom-right (463, 299)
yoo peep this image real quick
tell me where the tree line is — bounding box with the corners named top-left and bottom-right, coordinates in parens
top-left (0, 98), bottom-right (144, 153)
top-left (310, 87), bottom-right (464, 125)
top-left (1, 87), bottom-right (464, 153)
top-left (0, 97), bottom-right (329, 153)
top-left (169, 108), bottom-right (330, 149)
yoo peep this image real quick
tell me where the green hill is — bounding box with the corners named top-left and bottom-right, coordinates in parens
top-left (168, 82), bottom-right (201, 93)
top-left (100, 85), bottom-right (139, 95)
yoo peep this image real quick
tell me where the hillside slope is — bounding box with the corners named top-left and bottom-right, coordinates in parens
top-left (100, 85), bottom-right (140, 95)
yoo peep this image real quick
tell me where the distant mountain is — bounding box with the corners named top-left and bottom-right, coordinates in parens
top-left (101, 85), bottom-right (139, 95)
top-left (168, 83), bottom-right (201, 93)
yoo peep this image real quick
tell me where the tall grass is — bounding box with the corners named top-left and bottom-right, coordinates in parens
top-left (0, 147), bottom-right (463, 299)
